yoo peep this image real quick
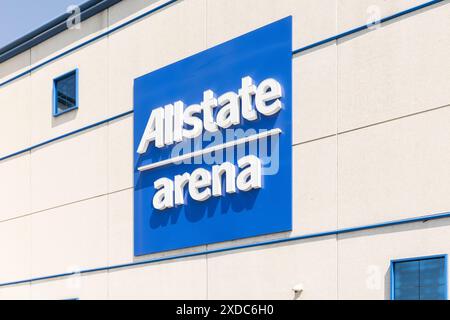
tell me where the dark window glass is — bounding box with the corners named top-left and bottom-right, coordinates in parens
top-left (393, 257), bottom-right (446, 300)
top-left (394, 260), bottom-right (420, 300)
top-left (54, 71), bottom-right (77, 115)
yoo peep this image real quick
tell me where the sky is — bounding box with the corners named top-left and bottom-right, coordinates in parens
top-left (0, 0), bottom-right (86, 49)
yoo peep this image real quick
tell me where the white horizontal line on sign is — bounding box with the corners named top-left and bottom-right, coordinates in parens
top-left (138, 128), bottom-right (282, 172)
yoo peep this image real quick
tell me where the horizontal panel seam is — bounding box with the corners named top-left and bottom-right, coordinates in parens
top-left (338, 103), bottom-right (450, 135)
top-left (293, 103), bottom-right (450, 146)
top-left (1, 101), bottom-right (449, 167)
top-left (0, 110), bottom-right (133, 162)
top-left (0, 187), bottom-right (132, 224)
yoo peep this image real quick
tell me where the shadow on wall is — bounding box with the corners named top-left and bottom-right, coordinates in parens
top-left (0, 0), bottom-right (169, 78)
top-left (108, 0), bottom-right (162, 27)
top-left (0, 51), bottom-right (30, 83)
top-left (30, 0), bottom-right (166, 65)
top-left (51, 108), bottom-right (78, 127)
top-left (384, 268), bottom-right (391, 300)
top-left (30, 11), bottom-right (108, 65)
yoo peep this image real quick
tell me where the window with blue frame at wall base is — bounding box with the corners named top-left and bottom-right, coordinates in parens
top-left (391, 254), bottom-right (448, 300)
top-left (53, 69), bottom-right (79, 117)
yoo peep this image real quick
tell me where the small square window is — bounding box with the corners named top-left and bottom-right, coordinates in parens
top-left (391, 255), bottom-right (448, 300)
top-left (53, 69), bottom-right (78, 116)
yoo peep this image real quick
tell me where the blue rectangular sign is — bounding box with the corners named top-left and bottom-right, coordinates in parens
top-left (134, 17), bottom-right (292, 255)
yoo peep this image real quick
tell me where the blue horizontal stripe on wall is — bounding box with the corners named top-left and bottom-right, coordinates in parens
top-left (1, 210), bottom-right (450, 288)
top-left (0, 110), bottom-right (133, 162)
top-left (0, 0), bottom-right (446, 163)
top-left (292, 0), bottom-right (447, 54)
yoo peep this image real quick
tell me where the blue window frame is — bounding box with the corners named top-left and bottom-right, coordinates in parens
top-left (391, 255), bottom-right (448, 300)
top-left (53, 69), bottom-right (78, 116)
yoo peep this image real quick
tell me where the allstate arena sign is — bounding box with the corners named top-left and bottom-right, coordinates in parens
top-left (133, 17), bottom-right (293, 255)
